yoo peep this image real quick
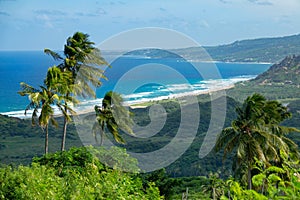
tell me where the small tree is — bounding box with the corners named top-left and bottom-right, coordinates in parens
top-left (201, 172), bottom-right (225, 200)
top-left (93, 91), bottom-right (134, 145)
top-left (18, 67), bottom-right (76, 154)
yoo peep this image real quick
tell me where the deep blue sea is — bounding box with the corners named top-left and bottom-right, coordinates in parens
top-left (0, 51), bottom-right (271, 118)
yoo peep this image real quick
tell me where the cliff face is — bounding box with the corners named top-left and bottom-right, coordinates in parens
top-left (253, 55), bottom-right (300, 86)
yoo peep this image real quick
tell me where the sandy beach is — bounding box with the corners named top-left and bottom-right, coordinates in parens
top-left (2, 83), bottom-right (235, 119)
top-left (76, 84), bottom-right (235, 114)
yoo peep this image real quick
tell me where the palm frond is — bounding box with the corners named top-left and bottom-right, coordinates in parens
top-left (18, 82), bottom-right (39, 96)
top-left (44, 49), bottom-right (63, 60)
top-left (215, 127), bottom-right (236, 152)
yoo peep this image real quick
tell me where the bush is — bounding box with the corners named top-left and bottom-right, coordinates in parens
top-left (0, 146), bottom-right (162, 200)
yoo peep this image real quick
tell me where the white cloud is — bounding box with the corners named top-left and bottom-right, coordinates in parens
top-left (219, 0), bottom-right (231, 4)
top-left (33, 9), bottom-right (67, 16)
top-left (35, 14), bottom-right (54, 28)
top-left (75, 7), bottom-right (107, 17)
top-left (247, 0), bottom-right (273, 6)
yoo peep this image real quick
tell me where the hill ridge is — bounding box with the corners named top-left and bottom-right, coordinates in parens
top-left (125, 34), bottom-right (300, 63)
top-left (253, 54), bottom-right (300, 86)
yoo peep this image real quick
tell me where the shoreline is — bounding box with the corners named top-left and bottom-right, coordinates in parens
top-left (1, 84), bottom-right (235, 119)
top-left (185, 59), bottom-right (273, 65)
top-left (62, 84), bottom-right (235, 115)
top-left (128, 84), bottom-right (234, 109)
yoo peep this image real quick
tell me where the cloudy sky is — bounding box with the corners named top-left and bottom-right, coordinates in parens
top-left (0, 0), bottom-right (300, 50)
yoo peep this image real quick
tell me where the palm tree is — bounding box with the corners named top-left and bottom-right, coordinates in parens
top-left (93, 91), bottom-right (133, 146)
top-left (44, 32), bottom-right (108, 151)
top-left (18, 83), bottom-right (59, 154)
top-left (18, 67), bottom-right (76, 154)
top-left (45, 66), bottom-right (78, 151)
top-left (263, 100), bottom-right (300, 166)
top-left (201, 172), bottom-right (225, 200)
top-left (215, 93), bottom-right (292, 189)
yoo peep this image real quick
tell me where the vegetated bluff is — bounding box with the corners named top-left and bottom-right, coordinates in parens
top-left (204, 34), bottom-right (300, 63)
top-left (253, 54), bottom-right (300, 86)
top-left (227, 54), bottom-right (300, 101)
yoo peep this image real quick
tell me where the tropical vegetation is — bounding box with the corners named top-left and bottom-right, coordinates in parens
top-left (0, 146), bottom-right (162, 200)
top-left (92, 91), bottom-right (134, 145)
top-left (215, 93), bottom-right (299, 189)
top-left (2, 32), bottom-right (300, 199)
top-left (18, 66), bottom-right (76, 154)
top-left (44, 32), bottom-right (108, 151)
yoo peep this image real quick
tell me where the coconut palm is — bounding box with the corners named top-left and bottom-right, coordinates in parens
top-left (18, 83), bottom-right (59, 154)
top-left (93, 91), bottom-right (133, 146)
top-left (262, 100), bottom-right (300, 165)
top-left (44, 32), bottom-right (108, 151)
top-left (201, 172), bottom-right (225, 200)
top-left (45, 66), bottom-right (78, 151)
top-left (215, 93), bottom-right (293, 189)
top-left (44, 32), bottom-right (108, 97)
top-left (18, 67), bottom-right (76, 154)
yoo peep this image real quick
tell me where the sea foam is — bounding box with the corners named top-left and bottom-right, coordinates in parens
top-left (1, 75), bottom-right (254, 119)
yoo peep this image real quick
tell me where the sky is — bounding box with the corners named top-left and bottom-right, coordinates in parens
top-left (0, 0), bottom-right (300, 50)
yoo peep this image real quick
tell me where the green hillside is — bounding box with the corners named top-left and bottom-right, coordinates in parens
top-left (205, 34), bottom-right (300, 63)
top-left (0, 97), bottom-right (237, 176)
top-left (254, 54), bottom-right (300, 84)
top-left (228, 55), bottom-right (300, 102)
top-left (126, 34), bottom-right (300, 63)
top-left (1, 94), bottom-right (300, 177)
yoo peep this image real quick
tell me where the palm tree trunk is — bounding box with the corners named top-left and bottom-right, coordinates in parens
top-left (61, 117), bottom-right (67, 151)
top-left (213, 187), bottom-right (216, 200)
top-left (61, 101), bottom-right (68, 151)
top-left (262, 179), bottom-right (265, 195)
top-left (45, 125), bottom-right (49, 154)
top-left (247, 167), bottom-right (252, 190)
top-left (100, 128), bottom-right (104, 146)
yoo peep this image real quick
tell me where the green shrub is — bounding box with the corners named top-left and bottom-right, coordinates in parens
top-left (0, 146), bottom-right (162, 200)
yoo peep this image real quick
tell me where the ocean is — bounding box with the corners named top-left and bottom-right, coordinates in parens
top-left (0, 51), bottom-right (271, 118)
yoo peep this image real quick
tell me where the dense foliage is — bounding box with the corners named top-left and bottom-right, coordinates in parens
top-left (2, 94), bottom-right (300, 176)
top-left (0, 146), bottom-right (162, 200)
top-left (216, 94), bottom-right (299, 189)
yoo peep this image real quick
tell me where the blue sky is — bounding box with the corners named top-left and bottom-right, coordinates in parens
top-left (0, 0), bottom-right (300, 50)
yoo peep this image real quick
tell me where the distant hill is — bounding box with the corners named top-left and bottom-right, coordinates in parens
top-left (228, 55), bottom-right (300, 101)
top-left (124, 34), bottom-right (300, 63)
top-left (253, 55), bottom-right (300, 85)
top-left (204, 34), bottom-right (300, 63)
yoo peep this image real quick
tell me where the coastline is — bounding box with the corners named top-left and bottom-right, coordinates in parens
top-left (128, 84), bottom-right (234, 109)
top-left (69, 84), bottom-right (235, 115)
top-left (1, 84), bottom-right (235, 119)
top-left (186, 59), bottom-right (273, 65)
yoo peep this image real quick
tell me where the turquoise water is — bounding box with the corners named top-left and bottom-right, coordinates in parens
top-left (0, 51), bottom-right (271, 117)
